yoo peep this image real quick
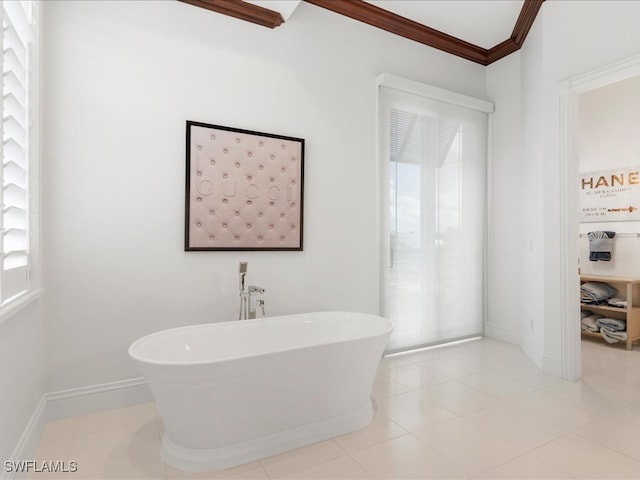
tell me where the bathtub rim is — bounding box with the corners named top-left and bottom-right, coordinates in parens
top-left (128, 311), bottom-right (392, 367)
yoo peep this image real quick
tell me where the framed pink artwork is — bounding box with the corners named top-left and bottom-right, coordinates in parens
top-left (185, 121), bottom-right (304, 251)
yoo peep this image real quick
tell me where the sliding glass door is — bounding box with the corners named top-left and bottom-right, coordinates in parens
top-left (380, 85), bottom-right (487, 353)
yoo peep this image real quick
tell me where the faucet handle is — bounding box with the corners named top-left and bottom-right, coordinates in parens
top-left (239, 262), bottom-right (248, 292)
top-left (248, 285), bottom-right (265, 294)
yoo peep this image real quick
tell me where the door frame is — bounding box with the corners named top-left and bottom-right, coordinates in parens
top-left (559, 54), bottom-right (640, 380)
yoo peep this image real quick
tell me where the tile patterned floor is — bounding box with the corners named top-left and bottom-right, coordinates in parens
top-left (28, 337), bottom-right (640, 479)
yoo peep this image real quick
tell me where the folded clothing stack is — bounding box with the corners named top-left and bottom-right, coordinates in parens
top-left (580, 309), bottom-right (628, 343)
top-left (597, 317), bottom-right (628, 344)
top-left (607, 297), bottom-right (627, 308)
top-left (597, 317), bottom-right (626, 331)
top-left (581, 313), bottom-right (602, 333)
top-left (600, 326), bottom-right (628, 344)
top-left (580, 281), bottom-right (618, 304)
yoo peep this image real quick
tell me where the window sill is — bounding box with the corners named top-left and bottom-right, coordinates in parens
top-left (0, 288), bottom-right (44, 326)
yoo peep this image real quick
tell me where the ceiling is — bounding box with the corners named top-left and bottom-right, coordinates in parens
top-left (180, 0), bottom-right (543, 65)
top-left (365, 1), bottom-right (524, 50)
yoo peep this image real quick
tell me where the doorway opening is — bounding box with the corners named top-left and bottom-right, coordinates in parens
top-left (560, 55), bottom-right (640, 379)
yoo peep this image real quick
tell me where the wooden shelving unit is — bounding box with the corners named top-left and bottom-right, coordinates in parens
top-left (580, 275), bottom-right (640, 350)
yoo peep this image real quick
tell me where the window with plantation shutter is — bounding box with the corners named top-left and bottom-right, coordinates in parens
top-left (1, 0), bottom-right (35, 303)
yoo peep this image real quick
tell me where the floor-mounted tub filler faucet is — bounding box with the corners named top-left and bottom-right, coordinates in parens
top-left (238, 262), bottom-right (266, 320)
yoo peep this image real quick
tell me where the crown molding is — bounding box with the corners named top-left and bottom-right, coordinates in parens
top-left (486, 39), bottom-right (520, 65)
top-left (303, 0), bottom-right (545, 66)
top-left (512, 0), bottom-right (544, 47)
top-left (179, 0), bottom-right (285, 29)
top-left (487, 0), bottom-right (543, 64)
top-left (304, 0), bottom-right (487, 65)
top-left (180, 0), bottom-right (544, 65)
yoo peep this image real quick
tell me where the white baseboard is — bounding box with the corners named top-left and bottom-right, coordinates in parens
top-left (542, 351), bottom-right (562, 377)
top-left (46, 377), bottom-right (152, 421)
top-left (485, 322), bottom-right (521, 345)
top-left (3, 397), bottom-right (47, 480)
top-left (3, 378), bottom-right (152, 480)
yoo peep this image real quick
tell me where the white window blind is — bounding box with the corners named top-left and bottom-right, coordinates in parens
top-left (1, 0), bottom-right (34, 303)
top-left (380, 84), bottom-right (489, 353)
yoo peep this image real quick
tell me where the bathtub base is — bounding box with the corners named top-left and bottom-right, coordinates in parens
top-left (161, 400), bottom-right (374, 473)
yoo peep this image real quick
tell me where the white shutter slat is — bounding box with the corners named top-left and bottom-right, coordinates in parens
top-left (3, 160), bottom-right (25, 185)
top-left (3, 93), bottom-right (26, 127)
top-left (4, 251), bottom-right (27, 270)
top-left (3, 183), bottom-right (27, 210)
top-left (3, 205), bottom-right (26, 230)
top-left (3, 0), bottom-right (33, 46)
top-left (3, 116), bottom-right (26, 148)
top-left (3, 227), bottom-right (26, 251)
top-left (4, 249), bottom-right (26, 257)
top-left (2, 70), bottom-right (27, 102)
top-left (3, 50), bottom-right (26, 85)
top-left (3, 137), bottom-right (26, 167)
top-left (3, 23), bottom-right (26, 55)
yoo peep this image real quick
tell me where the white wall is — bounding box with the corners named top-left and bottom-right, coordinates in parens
top-left (514, 0), bottom-right (640, 372)
top-left (0, 301), bottom-right (45, 463)
top-left (579, 75), bottom-right (640, 172)
top-left (578, 75), bottom-right (640, 278)
top-left (516, 14), bottom-right (548, 366)
top-left (485, 52), bottom-right (524, 344)
top-left (483, 16), bottom-right (548, 364)
top-left (41, 0), bottom-right (487, 392)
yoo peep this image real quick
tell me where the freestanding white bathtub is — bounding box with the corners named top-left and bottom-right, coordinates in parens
top-left (128, 311), bottom-right (392, 472)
